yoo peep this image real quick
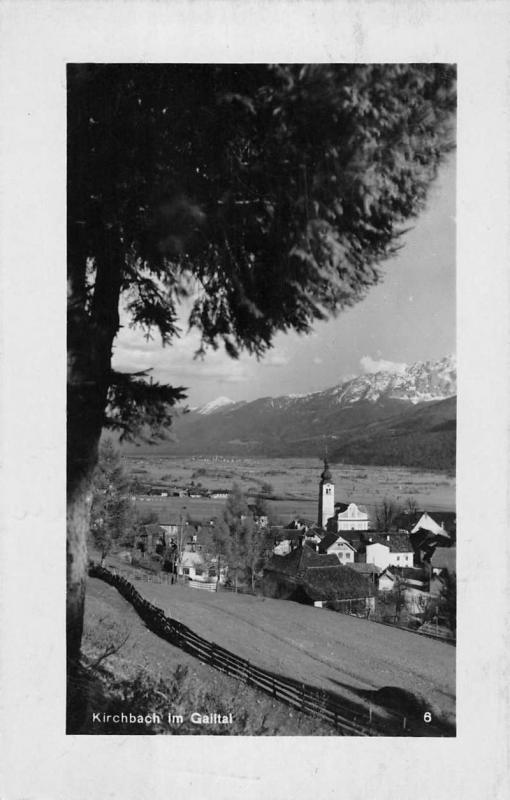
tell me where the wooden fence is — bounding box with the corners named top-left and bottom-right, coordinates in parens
top-left (188, 578), bottom-right (218, 592)
top-left (89, 563), bottom-right (453, 737)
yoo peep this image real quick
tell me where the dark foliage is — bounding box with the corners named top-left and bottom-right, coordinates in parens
top-left (68, 63), bottom-right (456, 439)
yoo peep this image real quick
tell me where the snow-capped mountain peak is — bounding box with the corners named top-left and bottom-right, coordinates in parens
top-left (329, 355), bottom-right (456, 405)
top-left (197, 396), bottom-right (237, 415)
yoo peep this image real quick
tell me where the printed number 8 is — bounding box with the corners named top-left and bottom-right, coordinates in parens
top-left (424, 712), bottom-right (432, 723)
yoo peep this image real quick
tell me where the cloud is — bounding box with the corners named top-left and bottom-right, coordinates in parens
top-left (313, 356), bottom-right (323, 365)
top-left (112, 318), bottom-right (253, 388)
top-left (360, 355), bottom-right (408, 375)
top-left (262, 350), bottom-right (290, 368)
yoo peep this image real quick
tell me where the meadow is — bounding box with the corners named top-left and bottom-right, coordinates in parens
top-left (124, 455), bottom-right (455, 526)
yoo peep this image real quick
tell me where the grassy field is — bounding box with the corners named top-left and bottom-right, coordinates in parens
top-left (125, 454), bottom-right (455, 525)
top-left (103, 555), bottom-right (456, 725)
top-left (82, 576), bottom-right (336, 735)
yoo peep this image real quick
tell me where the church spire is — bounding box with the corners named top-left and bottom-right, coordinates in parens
top-left (318, 455), bottom-right (334, 528)
top-left (321, 458), bottom-right (332, 482)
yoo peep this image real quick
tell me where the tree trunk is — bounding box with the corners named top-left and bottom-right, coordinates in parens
top-left (67, 236), bottom-right (121, 729)
top-left (67, 355), bottom-right (108, 650)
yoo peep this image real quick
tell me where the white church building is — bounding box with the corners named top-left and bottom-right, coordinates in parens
top-left (317, 459), bottom-right (370, 531)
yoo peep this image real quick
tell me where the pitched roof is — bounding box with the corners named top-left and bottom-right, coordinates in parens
top-left (337, 531), bottom-right (365, 550)
top-left (401, 566), bottom-right (428, 581)
top-left (430, 547), bottom-right (456, 571)
top-left (318, 532), bottom-right (342, 552)
top-left (411, 512), bottom-right (446, 536)
top-left (300, 547), bottom-right (340, 568)
top-left (366, 532), bottom-right (413, 553)
top-left (264, 546), bottom-right (340, 577)
top-left (429, 511), bottom-right (456, 534)
top-left (319, 534), bottom-right (356, 553)
top-left (301, 565), bottom-right (372, 601)
top-left (348, 563), bottom-right (382, 575)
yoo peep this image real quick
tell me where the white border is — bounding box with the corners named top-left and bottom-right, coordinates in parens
top-left (1, 2), bottom-right (509, 798)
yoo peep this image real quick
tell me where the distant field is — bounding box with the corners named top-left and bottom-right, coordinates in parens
top-left (124, 456), bottom-right (455, 522)
top-left (124, 455), bottom-right (455, 526)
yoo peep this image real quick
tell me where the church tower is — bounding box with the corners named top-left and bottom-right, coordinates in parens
top-left (318, 458), bottom-right (335, 529)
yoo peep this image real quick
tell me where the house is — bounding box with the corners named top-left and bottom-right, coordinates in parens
top-left (411, 512), bottom-right (452, 541)
top-left (317, 532), bottom-right (356, 564)
top-left (248, 504), bottom-right (269, 529)
top-left (159, 521), bottom-right (179, 539)
top-left (327, 502), bottom-right (370, 532)
top-left (272, 526), bottom-right (305, 555)
top-left (378, 568), bottom-right (397, 592)
top-left (348, 562), bottom-right (381, 576)
top-left (399, 566), bottom-right (429, 591)
top-left (211, 491), bottom-right (229, 499)
top-left (430, 546), bottom-right (456, 575)
top-left (348, 562), bottom-right (381, 586)
top-left (358, 532), bottom-right (414, 570)
top-left (138, 523), bottom-right (167, 553)
top-left (262, 544), bottom-right (372, 605)
top-left (178, 549), bottom-right (207, 580)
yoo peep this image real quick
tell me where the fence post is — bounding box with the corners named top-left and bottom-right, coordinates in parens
top-left (402, 716), bottom-right (407, 732)
top-left (369, 703), bottom-right (373, 724)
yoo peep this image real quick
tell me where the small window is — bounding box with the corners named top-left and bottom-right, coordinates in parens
top-left (396, 556), bottom-right (400, 561)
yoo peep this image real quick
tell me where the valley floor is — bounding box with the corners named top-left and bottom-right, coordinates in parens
top-left (125, 456), bottom-right (456, 524)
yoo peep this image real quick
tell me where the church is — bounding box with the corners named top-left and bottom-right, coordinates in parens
top-left (317, 459), bottom-right (370, 532)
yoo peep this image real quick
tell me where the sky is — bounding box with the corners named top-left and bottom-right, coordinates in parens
top-left (112, 154), bottom-right (455, 407)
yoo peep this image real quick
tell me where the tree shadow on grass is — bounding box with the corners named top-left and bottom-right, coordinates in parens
top-left (325, 677), bottom-right (456, 737)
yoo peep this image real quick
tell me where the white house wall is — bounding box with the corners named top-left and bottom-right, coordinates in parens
top-left (365, 543), bottom-right (391, 570)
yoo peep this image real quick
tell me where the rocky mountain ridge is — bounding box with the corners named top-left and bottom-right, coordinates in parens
top-left (197, 355), bottom-right (456, 415)
top-left (125, 356), bottom-right (456, 470)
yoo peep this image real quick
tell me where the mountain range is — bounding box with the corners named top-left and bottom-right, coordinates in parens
top-left (124, 356), bottom-right (456, 470)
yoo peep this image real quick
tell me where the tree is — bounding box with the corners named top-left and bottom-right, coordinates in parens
top-left (89, 439), bottom-right (137, 562)
top-left (222, 483), bottom-right (251, 591)
top-left (252, 493), bottom-right (269, 519)
top-left (221, 484), bottom-right (272, 591)
top-left (243, 525), bottom-right (274, 593)
top-left (375, 498), bottom-right (401, 532)
top-left (67, 63), bottom-right (456, 672)
top-left (201, 518), bottom-right (232, 589)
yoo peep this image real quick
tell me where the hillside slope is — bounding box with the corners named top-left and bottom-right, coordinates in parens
top-left (125, 571), bottom-right (456, 719)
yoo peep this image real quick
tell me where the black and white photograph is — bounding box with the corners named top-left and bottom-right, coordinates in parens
top-left (1, 2), bottom-right (509, 799)
top-left (67, 62), bottom-right (457, 737)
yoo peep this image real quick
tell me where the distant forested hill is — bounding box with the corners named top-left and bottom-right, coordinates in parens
top-left (329, 396), bottom-right (456, 470)
top-left (122, 395), bottom-right (456, 472)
